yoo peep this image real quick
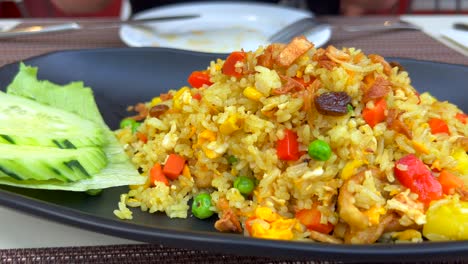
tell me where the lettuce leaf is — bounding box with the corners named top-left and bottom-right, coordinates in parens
top-left (0, 63), bottom-right (145, 191)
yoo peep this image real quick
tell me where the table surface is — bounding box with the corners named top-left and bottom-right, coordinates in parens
top-left (0, 15), bottom-right (467, 263)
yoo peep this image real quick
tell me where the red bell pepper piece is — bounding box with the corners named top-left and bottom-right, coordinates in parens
top-left (276, 129), bottom-right (300, 161)
top-left (296, 208), bottom-right (334, 234)
top-left (394, 154), bottom-right (443, 205)
top-left (455, 113), bottom-right (468, 124)
top-left (187, 71), bottom-right (212, 88)
top-left (222, 51), bottom-right (246, 78)
top-left (428, 118), bottom-right (450, 135)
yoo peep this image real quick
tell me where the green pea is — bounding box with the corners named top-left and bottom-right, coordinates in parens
top-left (347, 104), bottom-right (354, 113)
top-left (308, 139), bottom-right (332, 161)
top-left (85, 189), bottom-right (102, 196)
top-left (227, 155), bottom-right (238, 164)
top-left (120, 118), bottom-right (136, 129)
top-left (233, 176), bottom-right (255, 196)
top-left (191, 193), bottom-right (214, 219)
top-left (131, 121), bottom-right (141, 133)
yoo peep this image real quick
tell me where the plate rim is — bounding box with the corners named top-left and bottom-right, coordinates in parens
top-left (0, 47), bottom-right (467, 261)
top-left (118, 1), bottom-right (332, 53)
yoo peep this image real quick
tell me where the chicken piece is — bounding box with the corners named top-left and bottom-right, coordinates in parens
top-left (214, 209), bottom-right (242, 233)
top-left (386, 190), bottom-right (426, 225)
top-left (338, 169), bottom-right (371, 230)
top-left (344, 213), bottom-right (395, 244)
top-left (309, 230), bottom-right (343, 244)
top-left (275, 36), bottom-right (314, 67)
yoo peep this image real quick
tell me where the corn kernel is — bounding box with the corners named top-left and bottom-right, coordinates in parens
top-left (150, 97), bottom-right (162, 107)
top-left (412, 141), bottom-right (429, 154)
top-left (243, 87), bottom-right (263, 101)
top-left (198, 130), bottom-right (216, 143)
top-left (173, 86), bottom-right (190, 110)
top-left (219, 115), bottom-right (241, 135)
top-left (341, 160), bottom-right (364, 180)
top-left (182, 165), bottom-right (192, 178)
top-left (295, 70), bottom-right (303, 78)
top-left (453, 149), bottom-right (468, 175)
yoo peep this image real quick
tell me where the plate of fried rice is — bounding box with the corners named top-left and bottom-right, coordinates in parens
top-left (0, 38), bottom-right (467, 262)
top-left (119, 2), bottom-right (331, 53)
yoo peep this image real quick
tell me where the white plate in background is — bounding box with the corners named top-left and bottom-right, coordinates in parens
top-left (119, 2), bottom-right (331, 53)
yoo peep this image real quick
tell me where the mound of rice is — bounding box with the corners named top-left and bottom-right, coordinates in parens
top-left (114, 37), bottom-right (468, 244)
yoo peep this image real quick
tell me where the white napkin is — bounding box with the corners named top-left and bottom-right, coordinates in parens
top-left (441, 28), bottom-right (468, 51)
top-left (0, 19), bottom-right (20, 32)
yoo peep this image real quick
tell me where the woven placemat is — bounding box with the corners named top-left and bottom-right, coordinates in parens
top-left (0, 16), bottom-right (467, 264)
top-left (0, 16), bottom-right (467, 67)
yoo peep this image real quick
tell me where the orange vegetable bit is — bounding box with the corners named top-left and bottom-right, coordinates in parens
top-left (428, 118), bottom-right (450, 135)
top-left (244, 216), bottom-right (257, 235)
top-left (455, 113), bottom-right (468, 124)
top-left (276, 129), bottom-right (300, 161)
top-left (136, 132), bottom-right (148, 143)
top-left (163, 154), bottom-right (186, 180)
top-left (222, 51), bottom-right (246, 78)
top-left (295, 208), bottom-right (334, 234)
top-left (150, 163), bottom-right (168, 186)
top-left (187, 71), bottom-right (213, 88)
top-left (362, 98), bottom-right (387, 128)
top-left (438, 170), bottom-right (465, 195)
top-left (192, 93), bottom-right (202, 101)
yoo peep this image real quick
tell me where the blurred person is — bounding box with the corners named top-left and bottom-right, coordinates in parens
top-left (50, 0), bottom-right (399, 17)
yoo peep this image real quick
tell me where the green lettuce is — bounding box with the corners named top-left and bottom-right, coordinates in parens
top-left (0, 63), bottom-right (145, 191)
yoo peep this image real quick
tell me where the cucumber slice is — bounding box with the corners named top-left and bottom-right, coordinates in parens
top-left (0, 92), bottom-right (105, 148)
top-left (0, 143), bottom-right (107, 182)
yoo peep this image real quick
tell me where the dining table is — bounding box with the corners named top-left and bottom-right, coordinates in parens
top-left (0, 14), bottom-right (467, 264)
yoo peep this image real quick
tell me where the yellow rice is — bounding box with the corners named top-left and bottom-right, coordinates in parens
top-left (113, 37), bottom-right (468, 244)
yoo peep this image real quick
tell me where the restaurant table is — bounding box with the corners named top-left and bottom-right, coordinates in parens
top-left (0, 15), bottom-right (467, 263)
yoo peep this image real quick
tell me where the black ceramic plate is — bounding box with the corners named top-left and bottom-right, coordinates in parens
top-left (0, 48), bottom-right (467, 263)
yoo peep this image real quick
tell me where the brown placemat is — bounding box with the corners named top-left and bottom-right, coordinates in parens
top-left (0, 16), bottom-right (467, 67)
top-left (0, 16), bottom-right (467, 264)
top-left (0, 244), bottom-right (337, 264)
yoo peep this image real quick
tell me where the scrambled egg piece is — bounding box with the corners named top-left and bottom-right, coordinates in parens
top-left (249, 207), bottom-right (299, 240)
top-left (386, 190), bottom-right (426, 225)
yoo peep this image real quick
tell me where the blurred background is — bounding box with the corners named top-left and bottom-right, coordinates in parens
top-left (1, 0), bottom-right (468, 18)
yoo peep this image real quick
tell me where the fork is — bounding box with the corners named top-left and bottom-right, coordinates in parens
top-left (268, 17), bottom-right (330, 43)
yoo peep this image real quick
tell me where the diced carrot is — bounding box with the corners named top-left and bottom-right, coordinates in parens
top-left (222, 51), bottom-right (246, 78)
top-left (362, 98), bottom-right (387, 128)
top-left (149, 163), bottom-right (168, 186)
top-left (295, 208), bottom-right (334, 234)
top-left (187, 71), bottom-right (212, 88)
top-left (428, 118), bottom-right (450, 135)
top-left (192, 93), bottom-right (202, 101)
top-left (136, 132), bottom-right (147, 143)
top-left (438, 170), bottom-right (465, 194)
top-left (244, 216), bottom-right (257, 235)
top-left (163, 154), bottom-right (186, 180)
top-left (276, 129), bottom-right (300, 161)
top-left (455, 113), bottom-right (468, 124)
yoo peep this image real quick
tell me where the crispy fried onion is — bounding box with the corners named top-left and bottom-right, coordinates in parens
top-left (302, 79), bottom-right (322, 129)
top-left (275, 36), bottom-right (314, 67)
top-left (325, 45), bottom-right (351, 64)
top-left (313, 48), bottom-right (336, 70)
top-left (362, 75), bottom-right (392, 103)
top-left (369, 54), bottom-right (392, 76)
top-left (127, 103), bottom-right (148, 121)
top-left (386, 109), bottom-right (413, 139)
top-left (257, 43), bottom-right (286, 69)
top-left (272, 75), bottom-right (306, 95)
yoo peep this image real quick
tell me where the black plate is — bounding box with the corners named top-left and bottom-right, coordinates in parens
top-left (0, 48), bottom-right (467, 263)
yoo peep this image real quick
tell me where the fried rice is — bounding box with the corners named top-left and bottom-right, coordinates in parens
top-left (113, 37), bottom-right (468, 244)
